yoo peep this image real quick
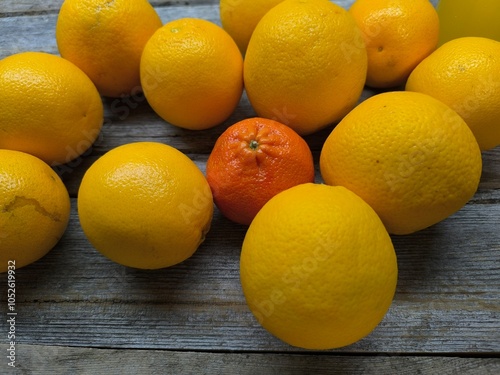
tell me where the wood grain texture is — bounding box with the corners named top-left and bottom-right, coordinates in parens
top-left (0, 0), bottom-right (217, 15)
top-left (1, 198), bottom-right (499, 353)
top-left (1, 344), bottom-right (499, 375)
top-left (0, 0), bottom-right (498, 372)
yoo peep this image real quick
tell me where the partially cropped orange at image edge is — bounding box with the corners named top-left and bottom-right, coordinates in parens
top-left (406, 36), bottom-right (500, 151)
top-left (0, 150), bottom-right (71, 273)
top-left (0, 51), bottom-right (103, 166)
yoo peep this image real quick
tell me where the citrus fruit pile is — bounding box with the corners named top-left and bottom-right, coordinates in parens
top-left (1, 0), bottom-right (499, 351)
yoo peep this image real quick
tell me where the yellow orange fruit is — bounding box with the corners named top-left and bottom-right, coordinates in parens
top-left (78, 142), bottom-right (214, 269)
top-left (240, 183), bottom-right (397, 349)
top-left (219, 0), bottom-right (285, 54)
top-left (140, 18), bottom-right (243, 130)
top-left (206, 117), bottom-right (314, 225)
top-left (406, 36), bottom-right (500, 151)
top-left (349, 0), bottom-right (439, 88)
top-left (56, 0), bottom-right (163, 97)
top-left (243, 0), bottom-right (367, 135)
top-left (0, 150), bottom-right (71, 273)
top-left (320, 91), bottom-right (482, 235)
top-left (0, 52), bottom-right (103, 165)
top-left (437, 0), bottom-right (500, 45)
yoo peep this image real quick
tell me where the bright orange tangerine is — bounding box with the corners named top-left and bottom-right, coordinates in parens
top-left (206, 117), bottom-right (315, 225)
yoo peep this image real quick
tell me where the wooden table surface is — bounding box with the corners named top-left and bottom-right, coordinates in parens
top-left (1, 1), bottom-right (499, 373)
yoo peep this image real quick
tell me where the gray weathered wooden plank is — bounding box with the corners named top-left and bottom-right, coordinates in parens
top-left (1, 199), bottom-right (498, 353)
top-left (13, 197), bottom-right (500, 303)
top-left (6, 300), bottom-right (499, 353)
top-left (0, 0), bottom-right (217, 15)
top-left (480, 149), bottom-right (500, 190)
top-left (2, 344), bottom-right (499, 374)
top-left (55, 88), bottom-right (500, 197)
